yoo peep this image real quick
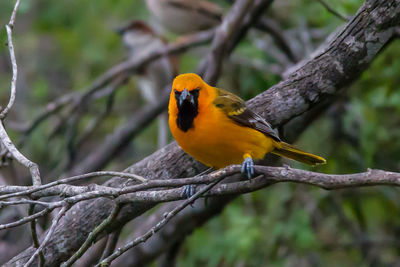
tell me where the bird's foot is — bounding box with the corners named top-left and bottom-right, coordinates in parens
top-left (180, 169), bottom-right (213, 202)
top-left (181, 184), bottom-right (196, 199)
top-left (241, 156), bottom-right (254, 179)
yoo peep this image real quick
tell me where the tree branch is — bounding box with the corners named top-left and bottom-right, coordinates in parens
top-left (0, 122), bottom-right (41, 186)
top-left (0, 0), bottom-right (21, 119)
top-left (200, 0), bottom-right (254, 84)
top-left (60, 203), bottom-right (121, 267)
top-left (0, 0), bottom-right (42, 187)
top-left (23, 205), bottom-right (69, 267)
top-left (5, 0), bottom-right (400, 266)
top-left (316, 0), bottom-right (350, 22)
top-left (97, 175), bottom-right (227, 267)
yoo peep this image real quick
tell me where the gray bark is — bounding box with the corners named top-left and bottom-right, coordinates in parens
top-left (6, 0), bottom-right (400, 266)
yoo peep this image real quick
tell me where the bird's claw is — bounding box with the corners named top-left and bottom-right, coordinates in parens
top-left (181, 184), bottom-right (196, 199)
top-left (241, 157), bottom-right (254, 179)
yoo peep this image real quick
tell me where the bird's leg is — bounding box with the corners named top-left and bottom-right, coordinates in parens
top-left (241, 153), bottom-right (254, 179)
top-left (180, 184), bottom-right (196, 200)
top-left (181, 167), bottom-right (213, 199)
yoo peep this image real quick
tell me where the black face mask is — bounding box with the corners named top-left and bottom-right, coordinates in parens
top-left (175, 88), bottom-right (200, 132)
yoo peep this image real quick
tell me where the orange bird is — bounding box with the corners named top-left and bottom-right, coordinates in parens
top-left (168, 73), bottom-right (326, 178)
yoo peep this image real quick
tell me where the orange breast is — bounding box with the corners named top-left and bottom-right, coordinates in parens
top-left (169, 99), bottom-right (275, 169)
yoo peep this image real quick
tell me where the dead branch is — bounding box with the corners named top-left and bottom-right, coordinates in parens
top-left (3, 0), bottom-right (400, 266)
top-left (0, 0), bottom-right (21, 119)
top-left (97, 175), bottom-right (228, 267)
top-left (316, 0), bottom-right (350, 21)
top-left (0, 0), bottom-right (42, 187)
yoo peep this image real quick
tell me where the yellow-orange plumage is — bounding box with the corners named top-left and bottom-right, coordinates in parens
top-left (168, 73), bottom-right (325, 171)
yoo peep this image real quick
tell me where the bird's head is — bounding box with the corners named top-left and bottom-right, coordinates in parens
top-left (116, 20), bottom-right (154, 36)
top-left (169, 73), bottom-right (211, 132)
top-left (116, 20), bottom-right (160, 55)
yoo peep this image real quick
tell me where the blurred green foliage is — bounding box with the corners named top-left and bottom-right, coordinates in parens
top-left (1, 0), bottom-right (400, 266)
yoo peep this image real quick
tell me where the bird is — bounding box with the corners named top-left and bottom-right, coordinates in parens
top-left (168, 73), bottom-right (326, 180)
top-left (145, 0), bottom-right (222, 34)
top-left (117, 20), bottom-right (177, 148)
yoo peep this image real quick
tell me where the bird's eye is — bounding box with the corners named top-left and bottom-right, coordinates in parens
top-left (174, 89), bottom-right (180, 95)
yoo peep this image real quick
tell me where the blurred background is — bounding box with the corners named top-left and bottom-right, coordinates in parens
top-left (1, 0), bottom-right (400, 266)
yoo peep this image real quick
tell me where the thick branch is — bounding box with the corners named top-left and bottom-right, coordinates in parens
top-left (201, 0), bottom-right (254, 84)
top-left (6, 0), bottom-right (400, 266)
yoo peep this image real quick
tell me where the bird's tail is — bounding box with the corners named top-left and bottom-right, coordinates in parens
top-left (271, 142), bottom-right (326, 166)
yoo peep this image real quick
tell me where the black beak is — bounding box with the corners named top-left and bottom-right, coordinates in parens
top-left (179, 88), bottom-right (195, 106)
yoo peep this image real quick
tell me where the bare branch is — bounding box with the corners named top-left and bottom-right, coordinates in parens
top-left (61, 203), bottom-right (121, 267)
top-left (200, 0), bottom-right (274, 84)
top-left (0, 115), bottom-right (41, 188)
top-left (2, 162), bottom-right (400, 263)
top-left (16, 29), bottom-right (213, 139)
top-left (99, 228), bottom-right (122, 262)
top-left (0, 199), bottom-right (52, 208)
top-left (97, 175), bottom-right (227, 267)
top-left (116, 166), bottom-right (400, 204)
top-left (68, 89), bottom-right (170, 175)
top-left (0, 0), bottom-right (42, 187)
top-left (255, 17), bottom-right (300, 63)
top-left (23, 205), bottom-right (69, 267)
top-left (201, 0), bottom-right (254, 84)
top-left (0, 0), bottom-right (21, 119)
top-left (0, 207), bottom-right (53, 230)
top-left (20, 93), bottom-right (75, 135)
top-left (5, 1), bottom-right (400, 265)
top-left (2, 165), bottom-right (400, 230)
top-left (29, 204), bottom-right (45, 267)
top-left (112, 196), bottom-right (234, 266)
top-left (0, 171), bottom-right (146, 201)
top-left (73, 82), bottom-right (118, 151)
top-left (316, 0), bottom-right (350, 22)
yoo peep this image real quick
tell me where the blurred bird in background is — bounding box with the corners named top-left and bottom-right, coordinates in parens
top-left (117, 20), bottom-right (177, 148)
top-left (145, 0), bottom-right (223, 34)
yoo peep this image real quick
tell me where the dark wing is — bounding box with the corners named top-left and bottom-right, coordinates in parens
top-left (213, 88), bottom-right (280, 141)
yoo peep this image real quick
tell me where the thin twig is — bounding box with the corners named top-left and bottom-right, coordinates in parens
top-left (100, 227), bottom-right (122, 261)
top-left (0, 199), bottom-right (52, 207)
top-left (29, 204), bottom-right (45, 267)
top-left (23, 205), bottom-right (69, 267)
top-left (68, 89), bottom-right (170, 175)
top-left (0, 170), bottom-right (146, 200)
top-left (73, 83), bottom-right (117, 150)
top-left (20, 92), bottom-right (76, 135)
top-left (98, 175), bottom-right (227, 267)
top-left (0, 206), bottom-right (53, 230)
top-left (0, 122), bottom-right (41, 186)
top-left (0, 0), bottom-right (21, 119)
top-left (16, 29), bottom-right (213, 139)
top-left (0, 0), bottom-right (42, 186)
top-left (255, 17), bottom-right (299, 63)
top-left (316, 0), bottom-right (350, 21)
top-left (61, 203), bottom-right (121, 267)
